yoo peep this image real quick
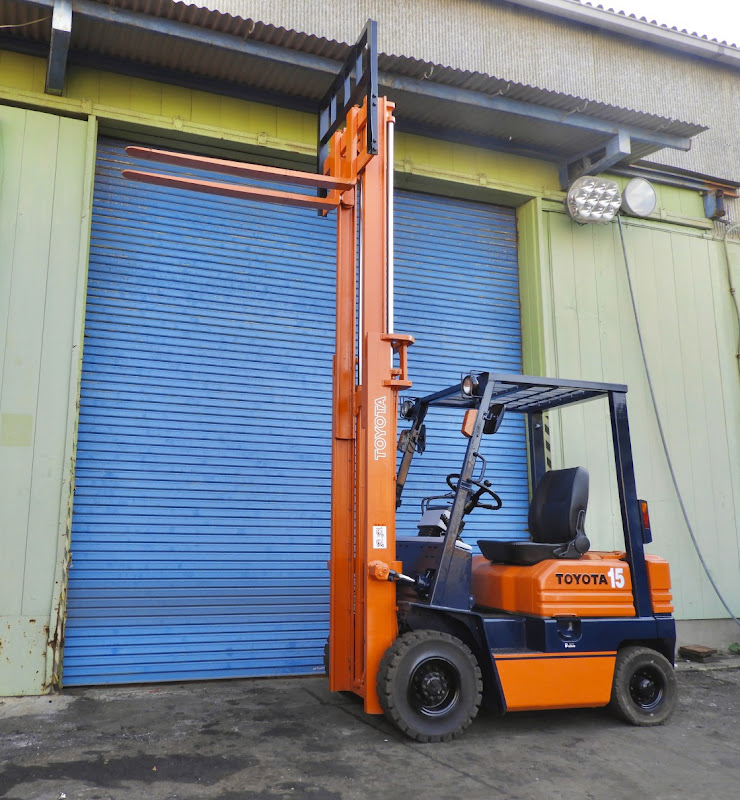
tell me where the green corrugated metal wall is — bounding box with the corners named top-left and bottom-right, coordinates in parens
top-left (543, 209), bottom-right (740, 620)
top-left (0, 105), bottom-right (93, 695)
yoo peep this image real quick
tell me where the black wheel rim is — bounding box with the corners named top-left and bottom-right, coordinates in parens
top-left (629, 666), bottom-right (665, 711)
top-left (408, 657), bottom-right (461, 717)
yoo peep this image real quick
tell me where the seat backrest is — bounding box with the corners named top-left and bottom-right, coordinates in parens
top-left (528, 467), bottom-right (589, 544)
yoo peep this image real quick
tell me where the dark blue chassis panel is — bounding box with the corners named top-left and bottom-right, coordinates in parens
top-left (501, 614), bottom-right (677, 658)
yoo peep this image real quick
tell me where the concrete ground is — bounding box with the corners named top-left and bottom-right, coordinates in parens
top-left (1, 662), bottom-right (738, 800)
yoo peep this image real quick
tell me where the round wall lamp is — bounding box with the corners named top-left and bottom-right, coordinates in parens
top-left (621, 177), bottom-right (657, 218)
top-left (565, 176), bottom-right (622, 224)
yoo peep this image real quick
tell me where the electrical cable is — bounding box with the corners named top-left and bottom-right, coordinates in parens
top-left (721, 222), bottom-right (740, 379)
top-left (0, 16), bottom-right (50, 29)
top-left (617, 215), bottom-right (740, 628)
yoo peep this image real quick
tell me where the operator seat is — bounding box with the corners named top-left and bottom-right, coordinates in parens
top-left (477, 467), bottom-right (590, 566)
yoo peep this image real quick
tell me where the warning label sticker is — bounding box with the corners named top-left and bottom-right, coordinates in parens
top-left (373, 525), bottom-right (387, 549)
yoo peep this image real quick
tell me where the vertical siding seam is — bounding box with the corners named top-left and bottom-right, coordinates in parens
top-left (45, 115), bottom-right (98, 689)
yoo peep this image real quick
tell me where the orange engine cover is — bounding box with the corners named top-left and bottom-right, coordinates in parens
top-left (471, 552), bottom-right (639, 617)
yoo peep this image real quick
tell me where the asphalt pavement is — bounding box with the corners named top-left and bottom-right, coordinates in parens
top-left (1, 661), bottom-right (738, 800)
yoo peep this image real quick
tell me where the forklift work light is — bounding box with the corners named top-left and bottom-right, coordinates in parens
top-left (461, 374), bottom-right (479, 397)
top-left (566, 176), bottom-right (621, 224)
top-left (400, 399), bottom-right (416, 420)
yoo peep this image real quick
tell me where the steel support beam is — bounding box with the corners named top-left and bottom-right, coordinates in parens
top-left (610, 164), bottom-right (740, 197)
top-left (559, 129), bottom-right (632, 188)
top-left (45, 0), bottom-right (72, 96)
top-left (29, 0), bottom-right (339, 75)
top-left (380, 76), bottom-right (691, 153)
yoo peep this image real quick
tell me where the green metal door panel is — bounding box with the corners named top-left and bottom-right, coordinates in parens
top-left (691, 236), bottom-right (740, 618)
top-left (26, 117), bottom-right (91, 612)
top-left (0, 105), bottom-right (92, 694)
top-left (544, 212), bottom-right (624, 558)
top-left (710, 236), bottom-right (740, 615)
top-left (544, 209), bottom-right (740, 621)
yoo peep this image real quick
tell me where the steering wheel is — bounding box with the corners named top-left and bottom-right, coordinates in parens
top-left (446, 473), bottom-right (503, 512)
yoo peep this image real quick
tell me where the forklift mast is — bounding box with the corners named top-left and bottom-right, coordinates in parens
top-left (121, 21), bottom-right (409, 713)
top-left (323, 23), bottom-right (413, 712)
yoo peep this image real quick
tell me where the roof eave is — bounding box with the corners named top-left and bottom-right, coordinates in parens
top-left (6, 0), bottom-right (709, 185)
top-left (505, 0), bottom-right (740, 67)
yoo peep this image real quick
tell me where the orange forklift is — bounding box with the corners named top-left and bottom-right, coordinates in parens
top-left (123, 21), bottom-right (677, 743)
top-left (379, 373), bottom-right (678, 740)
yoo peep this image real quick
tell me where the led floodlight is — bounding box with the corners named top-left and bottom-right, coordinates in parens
top-left (566, 176), bottom-right (621, 224)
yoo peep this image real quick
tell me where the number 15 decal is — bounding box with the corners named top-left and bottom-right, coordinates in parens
top-left (608, 567), bottom-right (625, 589)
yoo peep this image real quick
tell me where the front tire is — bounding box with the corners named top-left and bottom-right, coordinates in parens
top-left (609, 645), bottom-right (678, 726)
top-left (377, 630), bottom-right (482, 742)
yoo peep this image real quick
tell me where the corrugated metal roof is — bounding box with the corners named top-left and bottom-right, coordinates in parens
top-left (0, 0), bottom-right (707, 164)
top-left (378, 53), bottom-right (703, 138)
top-left (548, 0), bottom-right (738, 49)
top-left (143, 1), bottom-right (735, 186)
top-left (161, 0), bottom-right (740, 57)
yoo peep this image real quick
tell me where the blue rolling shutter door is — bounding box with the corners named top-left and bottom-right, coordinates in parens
top-left (64, 140), bottom-right (527, 686)
top-left (64, 141), bottom-right (337, 685)
top-left (394, 193), bottom-right (528, 544)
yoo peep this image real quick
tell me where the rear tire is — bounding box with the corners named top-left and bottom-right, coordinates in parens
top-left (377, 630), bottom-right (482, 742)
top-left (609, 645), bottom-right (677, 726)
